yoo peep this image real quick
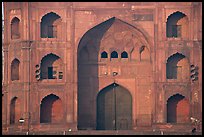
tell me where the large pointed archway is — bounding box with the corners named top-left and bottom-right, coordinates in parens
top-left (77, 17), bottom-right (115, 130)
top-left (96, 83), bottom-right (132, 130)
top-left (77, 17), bottom-right (151, 130)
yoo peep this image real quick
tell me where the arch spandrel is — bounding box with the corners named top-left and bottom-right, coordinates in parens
top-left (100, 18), bottom-right (151, 52)
top-left (77, 17), bottom-right (152, 54)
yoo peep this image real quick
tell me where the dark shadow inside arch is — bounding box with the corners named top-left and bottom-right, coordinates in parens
top-left (11, 58), bottom-right (20, 81)
top-left (40, 12), bottom-right (61, 38)
top-left (11, 17), bottom-right (20, 39)
top-left (10, 97), bottom-right (18, 124)
top-left (40, 94), bottom-right (63, 123)
top-left (96, 83), bottom-right (132, 130)
top-left (167, 94), bottom-right (185, 123)
top-left (166, 11), bottom-right (187, 38)
top-left (166, 53), bottom-right (185, 79)
top-left (77, 17), bottom-right (145, 130)
top-left (40, 53), bottom-right (63, 80)
top-left (77, 17), bottom-right (115, 130)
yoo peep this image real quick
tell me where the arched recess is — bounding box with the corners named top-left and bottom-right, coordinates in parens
top-left (77, 17), bottom-right (150, 130)
top-left (40, 12), bottom-right (62, 38)
top-left (10, 97), bottom-right (21, 124)
top-left (79, 47), bottom-right (89, 62)
top-left (11, 17), bottom-right (20, 39)
top-left (167, 94), bottom-right (190, 123)
top-left (139, 45), bottom-right (150, 61)
top-left (166, 11), bottom-right (189, 38)
top-left (96, 83), bottom-right (132, 130)
top-left (40, 53), bottom-right (63, 80)
top-left (166, 52), bottom-right (189, 81)
top-left (11, 58), bottom-right (20, 81)
top-left (77, 17), bottom-right (115, 130)
top-left (40, 94), bottom-right (63, 123)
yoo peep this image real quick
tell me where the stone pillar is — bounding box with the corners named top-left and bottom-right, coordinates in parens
top-left (36, 22), bottom-right (41, 41)
top-left (191, 82), bottom-right (200, 119)
top-left (2, 85), bottom-right (8, 132)
top-left (132, 79), bottom-right (138, 130)
top-left (3, 45), bottom-right (9, 85)
top-left (21, 41), bottom-right (32, 132)
top-left (71, 4), bottom-right (78, 131)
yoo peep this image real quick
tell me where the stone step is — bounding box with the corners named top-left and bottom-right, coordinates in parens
top-left (4, 130), bottom-right (202, 135)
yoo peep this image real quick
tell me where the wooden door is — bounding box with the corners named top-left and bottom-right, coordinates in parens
top-left (97, 84), bottom-right (132, 130)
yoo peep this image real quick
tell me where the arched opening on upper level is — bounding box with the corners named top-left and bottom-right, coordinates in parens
top-left (40, 53), bottom-right (63, 80)
top-left (40, 12), bottom-right (61, 38)
top-left (11, 58), bottom-right (20, 81)
top-left (166, 53), bottom-right (189, 81)
top-left (166, 11), bottom-right (189, 38)
top-left (11, 17), bottom-right (20, 39)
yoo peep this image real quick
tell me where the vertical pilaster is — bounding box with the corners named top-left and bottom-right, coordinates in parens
top-left (21, 40), bottom-right (32, 132)
top-left (3, 44), bottom-right (9, 85)
top-left (71, 2), bottom-right (78, 130)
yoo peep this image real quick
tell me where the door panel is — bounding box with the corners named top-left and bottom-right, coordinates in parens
top-left (104, 89), bottom-right (115, 130)
top-left (97, 84), bottom-right (132, 130)
top-left (116, 86), bottom-right (132, 130)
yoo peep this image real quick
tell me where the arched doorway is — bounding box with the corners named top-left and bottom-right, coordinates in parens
top-left (167, 94), bottom-right (190, 123)
top-left (97, 83), bottom-right (132, 130)
top-left (40, 94), bottom-right (63, 123)
top-left (10, 97), bottom-right (20, 124)
top-left (77, 17), bottom-right (150, 130)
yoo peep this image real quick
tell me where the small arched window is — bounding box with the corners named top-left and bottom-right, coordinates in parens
top-left (121, 51), bottom-right (128, 58)
top-left (11, 17), bottom-right (20, 39)
top-left (11, 59), bottom-right (20, 81)
top-left (101, 51), bottom-right (108, 58)
top-left (111, 51), bottom-right (118, 58)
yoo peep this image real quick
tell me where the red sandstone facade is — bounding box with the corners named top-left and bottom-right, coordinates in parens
top-left (2, 2), bottom-right (202, 134)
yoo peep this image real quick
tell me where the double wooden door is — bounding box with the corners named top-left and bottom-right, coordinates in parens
top-left (97, 84), bottom-right (132, 130)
